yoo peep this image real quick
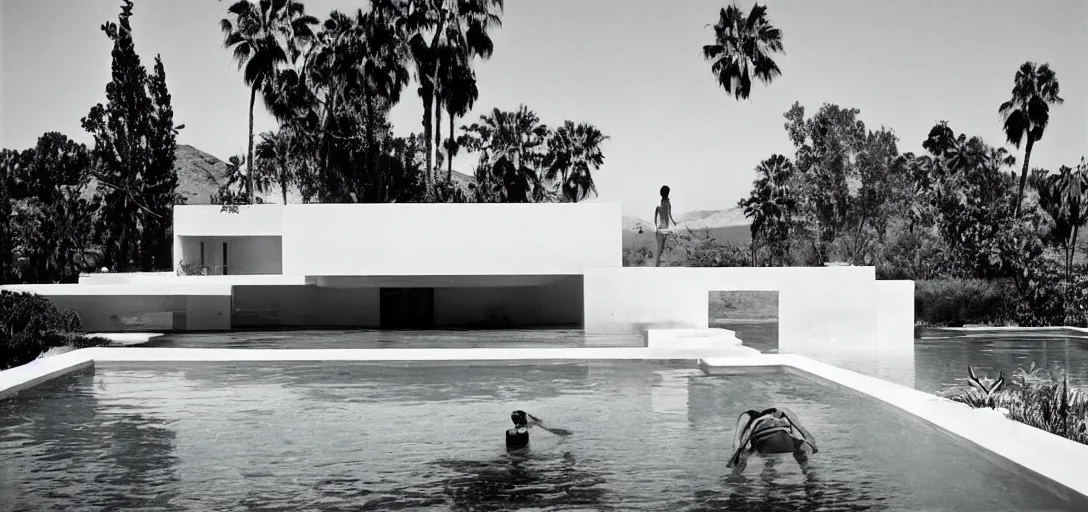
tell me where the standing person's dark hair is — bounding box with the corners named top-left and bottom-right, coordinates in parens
top-left (654, 186), bottom-right (678, 267)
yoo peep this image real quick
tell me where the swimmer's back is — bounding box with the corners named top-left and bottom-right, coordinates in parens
top-left (506, 427), bottom-right (529, 451)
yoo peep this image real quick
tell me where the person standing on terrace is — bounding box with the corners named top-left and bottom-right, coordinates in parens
top-left (654, 186), bottom-right (678, 267)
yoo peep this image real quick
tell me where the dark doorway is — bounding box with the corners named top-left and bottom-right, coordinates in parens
top-left (380, 287), bottom-right (435, 329)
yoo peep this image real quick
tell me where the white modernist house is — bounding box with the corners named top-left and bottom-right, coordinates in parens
top-left (1, 203), bottom-right (915, 356)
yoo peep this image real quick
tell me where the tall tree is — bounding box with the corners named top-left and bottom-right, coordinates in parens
top-left (82, 0), bottom-right (156, 272)
top-left (0, 151), bottom-right (16, 283)
top-left (255, 129), bottom-right (297, 204)
top-left (999, 61), bottom-right (1064, 218)
top-left (303, 8), bottom-right (408, 203)
top-left (405, 0), bottom-right (504, 195)
top-left (220, 0), bottom-right (318, 204)
top-left (783, 102), bottom-right (903, 265)
top-left (141, 56), bottom-right (184, 270)
top-left (1036, 159), bottom-right (1088, 319)
top-left (740, 154), bottom-right (797, 266)
top-left (442, 58), bottom-right (479, 182)
top-left (912, 122), bottom-right (1024, 279)
top-left (544, 121), bottom-right (610, 202)
top-left (2, 134), bottom-right (99, 284)
top-left (702, 3), bottom-right (785, 101)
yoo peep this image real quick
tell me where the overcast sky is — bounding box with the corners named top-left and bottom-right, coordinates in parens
top-left (2, 0), bottom-right (1085, 217)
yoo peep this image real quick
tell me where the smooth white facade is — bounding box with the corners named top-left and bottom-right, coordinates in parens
top-left (0, 203), bottom-right (914, 354)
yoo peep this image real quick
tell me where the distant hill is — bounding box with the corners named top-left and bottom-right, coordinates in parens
top-left (622, 207), bottom-right (751, 251)
top-left (173, 144), bottom-right (231, 204)
top-left (82, 144), bottom-right (229, 205)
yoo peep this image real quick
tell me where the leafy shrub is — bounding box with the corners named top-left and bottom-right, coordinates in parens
top-left (684, 236), bottom-right (751, 267)
top-left (0, 290), bottom-right (110, 370)
top-left (914, 278), bottom-right (1016, 327)
top-left (622, 246), bottom-right (653, 267)
top-left (876, 227), bottom-right (952, 280)
top-left (1015, 260), bottom-right (1088, 327)
top-left (945, 363), bottom-right (1088, 446)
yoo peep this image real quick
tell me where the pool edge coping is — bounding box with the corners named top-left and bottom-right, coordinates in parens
top-left (3, 347), bottom-right (1086, 504)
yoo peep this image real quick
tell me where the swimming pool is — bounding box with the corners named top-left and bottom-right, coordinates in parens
top-left (724, 322), bottom-right (1088, 393)
top-left (1, 360), bottom-right (1082, 511)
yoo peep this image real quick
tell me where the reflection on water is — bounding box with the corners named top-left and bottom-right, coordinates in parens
top-left (1, 361), bottom-right (1084, 511)
top-left (0, 369), bottom-right (182, 512)
top-left (722, 321), bottom-right (1088, 393)
top-left (434, 451), bottom-right (611, 511)
top-left (145, 329), bottom-right (644, 349)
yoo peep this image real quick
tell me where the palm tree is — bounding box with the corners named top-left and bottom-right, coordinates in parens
top-left (405, 0), bottom-right (504, 195)
top-left (255, 129), bottom-right (297, 203)
top-left (1051, 161), bottom-right (1088, 320)
top-left (544, 121), bottom-right (610, 202)
top-left (442, 59), bottom-right (479, 182)
top-left (999, 61), bottom-right (1064, 218)
top-left (220, 0), bottom-right (318, 204)
top-left (460, 106), bottom-right (550, 202)
top-left (740, 154), bottom-right (796, 265)
top-left (360, 2), bottom-right (412, 201)
top-left (702, 3), bottom-right (785, 101)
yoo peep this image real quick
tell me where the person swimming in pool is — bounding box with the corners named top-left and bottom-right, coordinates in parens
top-left (653, 185), bottom-right (678, 267)
top-left (506, 410), bottom-right (573, 452)
top-left (726, 407), bottom-right (818, 474)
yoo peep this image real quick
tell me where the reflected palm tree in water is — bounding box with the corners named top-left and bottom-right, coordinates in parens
top-left (0, 369), bottom-right (183, 511)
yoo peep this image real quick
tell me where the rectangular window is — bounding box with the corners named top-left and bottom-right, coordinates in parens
top-left (223, 242), bottom-right (229, 275)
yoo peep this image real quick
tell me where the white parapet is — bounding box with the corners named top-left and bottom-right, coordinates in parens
top-left (583, 266), bottom-right (913, 356)
top-left (279, 203), bottom-right (623, 276)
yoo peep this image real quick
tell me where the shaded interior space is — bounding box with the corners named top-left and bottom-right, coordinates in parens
top-left (231, 275), bottom-right (585, 331)
top-left (708, 290), bottom-right (779, 353)
top-left (176, 235), bottom-right (283, 275)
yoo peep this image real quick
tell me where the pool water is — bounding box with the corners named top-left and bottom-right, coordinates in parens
top-left (723, 322), bottom-right (1088, 393)
top-left (1, 360), bottom-right (1083, 511)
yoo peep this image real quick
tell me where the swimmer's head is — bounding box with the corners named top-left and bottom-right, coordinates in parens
top-left (660, 185), bottom-right (670, 199)
top-left (511, 410), bottom-right (528, 427)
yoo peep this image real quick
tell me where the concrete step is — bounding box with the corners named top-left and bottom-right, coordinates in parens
top-left (646, 328), bottom-right (743, 350)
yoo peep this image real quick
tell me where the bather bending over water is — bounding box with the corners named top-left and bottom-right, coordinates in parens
top-left (726, 407), bottom-right (818, 475)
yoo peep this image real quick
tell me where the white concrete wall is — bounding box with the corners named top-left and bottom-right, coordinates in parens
top-left (876, 280), bottom-right (915, 355)
top-left (280, 203), bottom-right (622, 275)
top-left (583, 267), bottom-right (914, 356)
top-left (78, 272), bottom-right (177, 285)
top-left (173, 205), bottom-right (284, 237)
